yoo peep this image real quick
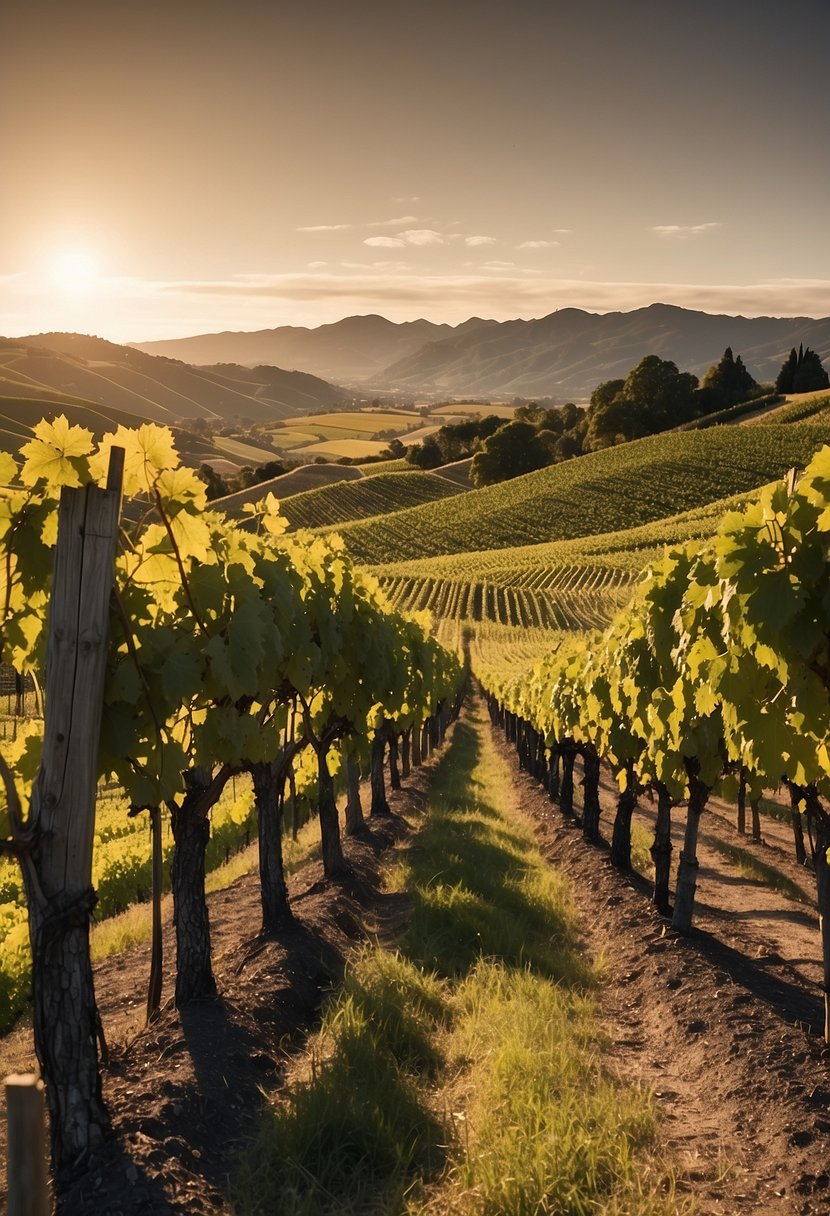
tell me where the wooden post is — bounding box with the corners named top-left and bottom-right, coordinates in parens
top-left (15, 451), bottom-right (123, 1176)
top-left (5, 1074), bottom-right (49, 1216)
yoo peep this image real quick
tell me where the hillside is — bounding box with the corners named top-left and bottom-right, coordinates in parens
top-left (381, 303), bottom-right (830, 400)
top-left (323, 424), bottom-right (830, 564)
top-left (213, 462), bottom-right (364, 512)
top-left (134, 315), bottom-right (498, 384)
top-left (374, 489), bottom-right (760, 632)
top-left (280, 470), bottom-right (466, 531)
top-left (0, 334), bottom-right (346, 425)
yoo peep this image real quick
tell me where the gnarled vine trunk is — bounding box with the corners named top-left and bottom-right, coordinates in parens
top-left (389, 734), bottom-right (401, 791)
top-left (251, 759), bottom-right (292, 932)
top-left (559, 743), bottom-right (576, 818)
top-left (371, 728), bottom-right (392, 816)
top-left (672, 772), bottom-right (710, 934)
top-left (171, 777), bottom-right (218, 1006)
top-left (344, 753), bottom-right (365, 836)
top-left (581, 748), bottom-right (602, 843)
top-left (651, 783), bottom-right (673, 915)
top-left (610, 762), bottom-right (637, 870)
top-left (401, 730), bottom-right (411, 779)
top-left (317, 745), bottom-right (345, 877)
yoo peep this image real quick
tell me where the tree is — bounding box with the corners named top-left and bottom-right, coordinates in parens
top-left (701, 347), bottom-right (759, 407)
top-left (622, 355), bottom-right (698, 430)
top-left (469, 420), bottom-right (548, 486)
top-left (776, 344), bottom-right (830, 393)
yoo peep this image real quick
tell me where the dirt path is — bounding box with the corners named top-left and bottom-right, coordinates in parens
top-left (5, 709), bottom-right (830, 1214)
top-left (505, 737), bottom-right (830, 1215)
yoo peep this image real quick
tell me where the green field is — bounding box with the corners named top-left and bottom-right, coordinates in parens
top-left (322, 424), bottom-right (830, 565)
top-left (281, 470), bottom-right (466, 531)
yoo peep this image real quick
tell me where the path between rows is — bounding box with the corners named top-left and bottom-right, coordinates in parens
top-left (2, 697), bottom-right (830, 1213)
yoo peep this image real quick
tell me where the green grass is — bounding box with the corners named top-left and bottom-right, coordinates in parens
top-left (233, 700), bottom-right (684, 1215)
top-left (322, 424), bottom-right (830, 565)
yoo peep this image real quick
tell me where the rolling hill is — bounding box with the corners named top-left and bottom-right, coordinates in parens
top-left (131, 306), bottom-right (830, 401)
top-left (380, 304), bottom-right (830, 400)
top-left (134, 315), bottom-right (498, 384)
top-left (279, 470), bottom-right (466, 531)
top-left (0, 334), bottom-right (347, 425)
top-left (321, 424), bottom-right (830, 565)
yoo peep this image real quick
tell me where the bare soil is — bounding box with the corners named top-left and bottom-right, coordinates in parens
top-left (497, 732), bottom-right (830, 1215)
top-left (4, 711), bottom-right (830, 1215)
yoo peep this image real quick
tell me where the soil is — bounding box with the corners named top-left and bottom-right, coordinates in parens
top-left (3, 706), bottom-right (830, 1215)
top-left (496, 730), bottom-right (830, 1215)
top-left (0, 755), bottom-right (439, 1216)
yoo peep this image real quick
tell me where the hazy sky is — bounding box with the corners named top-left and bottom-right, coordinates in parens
top-left (2, 0), bottom-right (829, 341)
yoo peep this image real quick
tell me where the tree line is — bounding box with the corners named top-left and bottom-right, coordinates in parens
top-left (405, 344), bottom-right (830, 487)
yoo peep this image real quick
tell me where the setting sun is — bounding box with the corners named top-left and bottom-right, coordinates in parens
top-left (49, 250), bottom-right (100, 297)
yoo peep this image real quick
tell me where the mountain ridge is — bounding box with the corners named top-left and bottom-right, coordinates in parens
top-left (131, 305), bottom-right (830, 400)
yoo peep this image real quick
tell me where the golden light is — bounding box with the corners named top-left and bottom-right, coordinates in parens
top-left (49, 250), bottom-right (100, 297)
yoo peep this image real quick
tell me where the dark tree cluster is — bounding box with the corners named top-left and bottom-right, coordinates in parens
top-left (408, 346), bottom-right (773, 488)
top-left (198, 457), bottom-right (290, 500)
top-left (775, 344), bottom-right (830, 394)
top-left (406, 415), bottom-right (505, 469)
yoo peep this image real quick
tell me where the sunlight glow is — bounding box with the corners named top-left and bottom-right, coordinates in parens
top-left (49, 250), bottom-right (100, 297)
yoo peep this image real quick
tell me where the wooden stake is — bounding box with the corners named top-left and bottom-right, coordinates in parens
top-left (5, 1074), bottom-right (49, 1216)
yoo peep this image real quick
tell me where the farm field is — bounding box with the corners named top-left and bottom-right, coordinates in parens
top-left (280, 470), bottom-right (466, 531)
top-left (266, 408), bottom-right (433, 460)
top-left (324, 423), bottom-right (830, 564)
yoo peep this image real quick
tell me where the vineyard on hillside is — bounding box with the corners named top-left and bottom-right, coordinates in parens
top-left (324, 424), bottom-right (830, 564)
top-left (279, 470), bottom-right (465, 531)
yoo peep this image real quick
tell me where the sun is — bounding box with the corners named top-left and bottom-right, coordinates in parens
top-left (49, 250), bottom-right (100, 297)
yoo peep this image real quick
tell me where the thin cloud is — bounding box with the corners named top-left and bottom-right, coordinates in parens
top-left (465, 235), bottom-right (496, 247)
top-left (296, 223), bottom-right (352, 232)
top-left (154, 272), bottom-right (830, 321)
top-left (653, 222), bottom-right (721, 239)
top-left (365, 215), bottom-right (418, 228)
top-left (364, 236), bottom-right (407, 248)
top-left (480, 261), bottom-right (516, 271)
top-left (399, 229), bottom-right (444, 246)
top-left (307, 261), bottom-right (328, 269)
top-left (517, 239), bottom-right (560, 249)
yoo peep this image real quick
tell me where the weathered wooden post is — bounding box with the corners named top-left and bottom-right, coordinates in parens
top-left (5, 1074), bottom-right (49, 1216)
top-left (10, 449), bottom-right (123, 1177)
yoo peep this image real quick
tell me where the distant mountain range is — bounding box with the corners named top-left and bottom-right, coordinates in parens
top-left (133, 305), bottom-right (830, 400)
top-left (0, 332), bottom-right (347, 424)
top-left (134, 315), bottom-right (499, 385)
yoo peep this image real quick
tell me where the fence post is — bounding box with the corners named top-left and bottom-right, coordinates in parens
top-left (5, 1073), bottom-right (49, 1216)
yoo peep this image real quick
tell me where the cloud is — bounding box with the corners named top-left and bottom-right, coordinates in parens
top-left (153, 272), bottom-right (830, 324)
top-left (479, 261), bottom-right (516, 271)
top-left (392, 195), bottom-right (420, 203)
top-left (364, 235), bottom-right (407, 248)
top-left (517, 239), bottom-right (560, 249)
top-left (365, 215), bottom-right (418, 227)
top-left (398, 229), bottom-right (444, 246)
top-left (307, 261), bottom-right (328, 269)
top-left (653, 222), bottom-right (721, 239)
top-left (341, 260), bottom-right (413, 271)
top-left (296, 223), bottom-right (352, 232)
top-left (465, 235), bottom-right (496, 247)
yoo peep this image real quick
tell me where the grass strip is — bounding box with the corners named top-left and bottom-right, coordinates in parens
top-left (233, 698), bottom-right (684, 1215)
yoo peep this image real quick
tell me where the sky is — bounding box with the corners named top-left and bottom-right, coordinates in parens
top-left (2, 0), bottom-right (830, 342)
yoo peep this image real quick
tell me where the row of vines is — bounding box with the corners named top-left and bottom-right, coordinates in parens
top-left (476, 449), bottom-right (830, 1043)
top-left (0, 417), bottom-right (464, 1186)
